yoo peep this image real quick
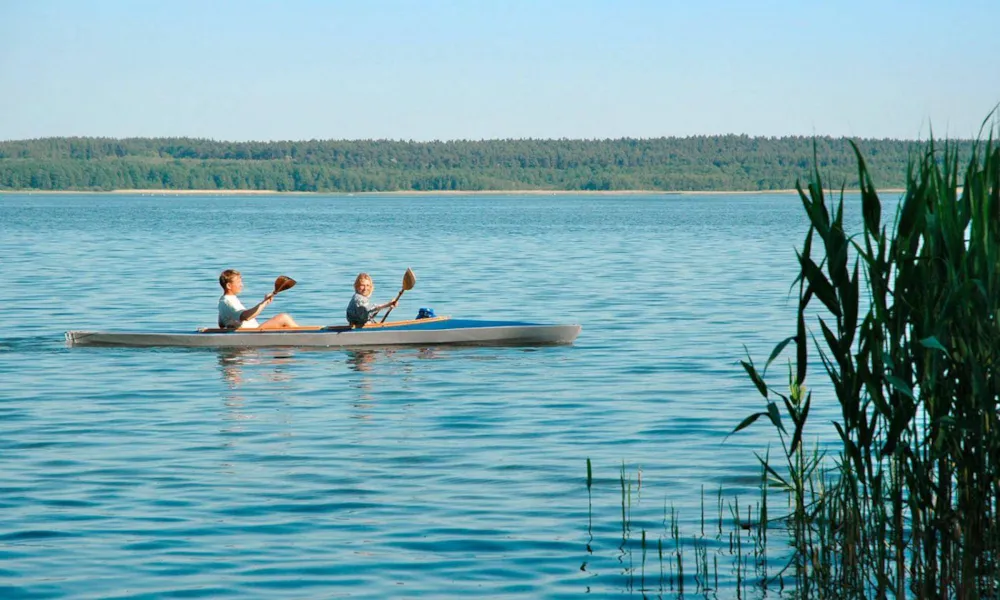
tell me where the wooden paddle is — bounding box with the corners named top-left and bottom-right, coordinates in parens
top-left (267, 275), bottom-right (296, 299)
top-left (379, 268), bottom-right (416, 323)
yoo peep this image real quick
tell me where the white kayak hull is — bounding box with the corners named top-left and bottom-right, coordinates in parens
top-left (66, 318), bottom-right (581, 348)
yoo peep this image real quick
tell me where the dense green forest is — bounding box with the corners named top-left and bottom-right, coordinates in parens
top-left (0, 136), bottom-right (975, 192)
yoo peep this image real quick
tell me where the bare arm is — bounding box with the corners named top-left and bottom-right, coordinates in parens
top-left (240, 293), bottom-right (273, 322)
top-left (374, 299), bottom-right (399, 312)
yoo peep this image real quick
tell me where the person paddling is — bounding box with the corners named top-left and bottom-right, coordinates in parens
top-left (218, 269), bottom-right (298, 330)
top-left (346, 272), bottom-right (398, 327)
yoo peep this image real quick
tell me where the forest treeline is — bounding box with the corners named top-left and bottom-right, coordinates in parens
top-left (0, 136), bottom-right (974, 192)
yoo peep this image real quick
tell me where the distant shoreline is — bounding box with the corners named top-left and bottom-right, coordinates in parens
top-left (4, 188), bottom-right (906, 196)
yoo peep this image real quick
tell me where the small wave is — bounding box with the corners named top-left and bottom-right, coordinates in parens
top-left (0, 334), bottom-right (67, 353)
top-left (0, 529), bottom-right (78, 542)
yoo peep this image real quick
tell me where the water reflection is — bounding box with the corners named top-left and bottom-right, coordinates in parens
top-left (218, 347), bottom-right (252, 388)
top-left (214, 346), bottom-right (447, 422)
top-left (216, 347), bottom-right (296, 388)
top-left (346, 349), bottom-right (395, 413)
top-left (345, 348), bottom-right (383, 373)
top-left (345, 347), bottom-right (442, 372)
top-left (216, 348), bottom-right (259, 433)
top-left (344, 347), bottom-right (442, 416)
top-left (215, 347), bottom-right (298, 434)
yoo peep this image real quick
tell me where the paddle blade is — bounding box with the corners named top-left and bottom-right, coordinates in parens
top-left (273, 275), bottom-right (296, 294)
top-left (379, 269), bottom-right (416, 324)
top-left (402, 268), bottom-right (416, 291)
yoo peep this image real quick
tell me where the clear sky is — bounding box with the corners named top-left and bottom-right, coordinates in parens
top-left (1, 0), bottom-right (998, 141)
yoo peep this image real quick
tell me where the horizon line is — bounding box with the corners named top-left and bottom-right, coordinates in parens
top-left (0, 133), bottom-right (979, 145)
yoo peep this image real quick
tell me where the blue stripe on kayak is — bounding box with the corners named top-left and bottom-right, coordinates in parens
top-left (361, 319), bottom-right (540, 331)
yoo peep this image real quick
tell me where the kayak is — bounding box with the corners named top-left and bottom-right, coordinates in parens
top-left (65, 316), bottom-right (582, 348)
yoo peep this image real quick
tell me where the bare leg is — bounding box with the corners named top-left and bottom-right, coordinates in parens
top-left (259, 313), bottom-right (299, 329)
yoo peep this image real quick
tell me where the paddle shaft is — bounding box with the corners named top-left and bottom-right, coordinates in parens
top-left (378, 268), bottom-right (415, 324)
top-left (379, 289), bottom-right (405, 323)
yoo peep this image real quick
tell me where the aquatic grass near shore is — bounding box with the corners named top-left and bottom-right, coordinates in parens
top-left (734, 120), bottom-right (1000, 598)
top-left (582, 461), bottom-right (779, 598)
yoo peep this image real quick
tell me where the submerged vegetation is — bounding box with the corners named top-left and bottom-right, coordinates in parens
top-left (0, 135), bottom-right (976, 192)
top-left (583, 460), bottom-right (777, 598)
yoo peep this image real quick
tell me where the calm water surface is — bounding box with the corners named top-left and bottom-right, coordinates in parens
top-left (0, 192), bottom-right (876, 598)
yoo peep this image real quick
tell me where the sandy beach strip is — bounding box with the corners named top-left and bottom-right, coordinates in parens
top-left (1, 188), bottom-right (908, 196)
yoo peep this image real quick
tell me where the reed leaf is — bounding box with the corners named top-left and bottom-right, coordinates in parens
top-left (919, 336), bottom-right (948, 353)
top-left (851, 140), bottom-right (882, 235)
top-left (741, 355), bottom-right (768, 399)
top-left (766, 401), bottom-right (786, 435)
top-left (764, 335), bottom-right (796, 375)
top-left (790, 393), bottom-right (810, 456)
top-left (755, 451), bottom-right (790, 488)
top-left (731, 412), bottom-right (767, 436)
top-left (799, 254), bottom-right (842, 318)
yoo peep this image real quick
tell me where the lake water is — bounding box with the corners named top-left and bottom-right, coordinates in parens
top-left (0, 192), bottom-right (875, 598)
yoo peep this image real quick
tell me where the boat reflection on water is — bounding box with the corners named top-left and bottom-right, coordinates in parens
top-left (216, 347), bottom-right (296, 388)
top-left (344, 347), bottom-right (442, 414)
top-left (211, 345), bottom-right (447, 437)
top-left (216, 346), bottom-right (442, 383)
top-left (345, 348), bottom-right (382, 373)
top-left (215, 346), bottom-right (444, 409)
top-left (215, 347), bottom-right (298, 435)
top-left (346, 350), bottom-right (377, 414)
top-left (345, 347), bottom-right (441, 372)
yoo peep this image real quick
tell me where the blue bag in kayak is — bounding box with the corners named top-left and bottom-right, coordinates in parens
top-left (416, 307), bottom-right (436, 319)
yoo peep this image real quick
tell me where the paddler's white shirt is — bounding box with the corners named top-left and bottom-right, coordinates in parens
top-left (218, 294), bottom-right (260, 329)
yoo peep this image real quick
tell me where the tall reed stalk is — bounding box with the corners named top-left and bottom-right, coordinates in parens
top-left (737, 122), bottom-right (1000, 598)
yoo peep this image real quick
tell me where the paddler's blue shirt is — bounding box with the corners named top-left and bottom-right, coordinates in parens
top-left (346, 292), bottom-right (382, 327)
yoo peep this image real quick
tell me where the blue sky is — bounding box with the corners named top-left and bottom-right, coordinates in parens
top-left (1, 0), bottom-right (998, 141)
